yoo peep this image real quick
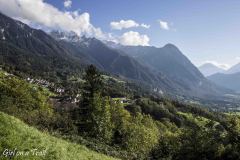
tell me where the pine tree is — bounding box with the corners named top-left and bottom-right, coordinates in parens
top-left (78, 65), bottom-right (113, 142)
top-left (78, 65), bottom-right (103, 134)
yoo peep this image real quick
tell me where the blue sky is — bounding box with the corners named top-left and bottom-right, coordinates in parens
top-left (1, 0), bottom-right (240, 68)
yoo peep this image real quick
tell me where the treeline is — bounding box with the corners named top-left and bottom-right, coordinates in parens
top-left (0, 67), bottom-right (240, 160)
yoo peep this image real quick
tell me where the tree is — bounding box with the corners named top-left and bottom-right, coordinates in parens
top-left (122, 113), bottom-right (160, 157)
top-left (150, 132), bottom-right (181, 160)
top-left (82, 65), bottom-right (103, 98)
top-left (78, 65), bottom-right (103, 133)
top-left (222, 116), bottom-right (240, 160)
top-left (176, 121), bottom-right (225, 160)
top-left (92, 96), bottom-right (113, 142)
top-left (110, 100), bottom-right (131, 144)
top-left (78, 65), bottom-right (113, 142)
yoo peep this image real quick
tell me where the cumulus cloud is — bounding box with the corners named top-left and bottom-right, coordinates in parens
top-left (0, 0), bottom-right (151, 46)
top-left (158, 20), bottom-right (169, 30)
top-left (110, 20), bottom-right (150, 30)
top-left (202, 61), bottom-right (230, 70)
top-left (0, 0), bottom-right (104, 39)
top-left (64, 0), bottom-right (72, 9)
top-left (118, 31), bottom-right (150, 46)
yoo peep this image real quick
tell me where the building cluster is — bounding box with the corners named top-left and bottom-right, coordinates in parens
top-left (27, 77), bottom-right (53, 88)
top-left (112, 97), bottom-right (132, 104)
top-left (153, 87), bottom-right (164, 95)
top-left (26, 77), bottom-right (66, 95)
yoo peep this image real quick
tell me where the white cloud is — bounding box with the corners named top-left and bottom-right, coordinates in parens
top-left (110, 20), bottom-right (150, 30)
top-left (202, 61), bottom-right (230, 70)
top-left (140, 23), bottom-right (150, 29)
top-left (0, 0), bottom-right (104, 39)
top-left (158, 20), bottom-right (169, 30)
top-left (0, 0), bottom-right (151, 46)
top-left (118, 31), bottom-right (149, 46)
top-left (64, 0), bottom-right (72, 9)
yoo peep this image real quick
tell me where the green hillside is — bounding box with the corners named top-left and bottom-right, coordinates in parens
top-left (0, 112), bottom-right (117, 160)
top-left (1, 67), bottom-right (240, 159)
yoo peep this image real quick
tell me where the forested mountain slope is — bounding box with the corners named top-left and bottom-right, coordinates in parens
top-left (0, 12), bottom-right (87, 80)
top-left (113, 44), bottom-right (230, 98)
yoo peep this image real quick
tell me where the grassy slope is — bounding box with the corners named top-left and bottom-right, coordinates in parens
top-left (0, 112), bottom-right (118, 160)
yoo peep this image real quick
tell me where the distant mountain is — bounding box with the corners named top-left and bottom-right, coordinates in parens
top-left (0, 12), bottom-right (89, 79)
top-left (0, 13), bottom-right (178, 97)
top-left (0, 12), bottom-right (231, 100)
top-left (51, 31), bottom-right (178, 93)
top-left (109, 43), bottom-right (229, 98)
top-left (208, 72), bottom-right (240, 92)
top-left (226, 63), bottom-right (240, 74)
top-left (198, 63), bottom-right (225, 76)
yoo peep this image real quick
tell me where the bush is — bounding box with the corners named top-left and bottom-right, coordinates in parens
top-left (0, 71), bottom-right (53, 127)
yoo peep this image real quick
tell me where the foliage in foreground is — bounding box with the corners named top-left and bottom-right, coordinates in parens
top-left (1, 67), bottom-right (240, 160)
top-left (0, 112), bottom-right (117, 160)
top-left (0, 71), bottom-right (53, 127)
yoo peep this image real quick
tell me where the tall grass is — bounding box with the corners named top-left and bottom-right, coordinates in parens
top-left (0, 112), bottom-right (118, 160)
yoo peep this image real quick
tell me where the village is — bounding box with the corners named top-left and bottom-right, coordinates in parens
top-left (25, 76), bottom-right (132, 111)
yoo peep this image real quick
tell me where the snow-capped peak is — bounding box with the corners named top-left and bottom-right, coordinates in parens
top-left (50, 30), bottom-right (82, 42)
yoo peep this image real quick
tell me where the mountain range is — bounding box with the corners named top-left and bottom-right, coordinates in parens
top-left (208, 72), bottom-right (240, 92)
top-left (108, 44), bottom-right (228, 98)
top-left (225, 63), bottom-right (240, 74)
top-left (198, 63), bottom-right (226, 77)
top-left (0, 12), bottom-right (89, 80)
top-left (198, 62), bottom-right (240, 92)
top-left (206, 63), bottom-right (240, 92)
top-left (50, 31), bottom-right (178, 93)
top-left (199, 62), bottom-right (240, 77)
top-left (0, 12), bottom-right (230, 100)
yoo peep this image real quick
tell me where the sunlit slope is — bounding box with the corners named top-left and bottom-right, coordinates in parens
top-left (0, 112), bottom-right (118, 160)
